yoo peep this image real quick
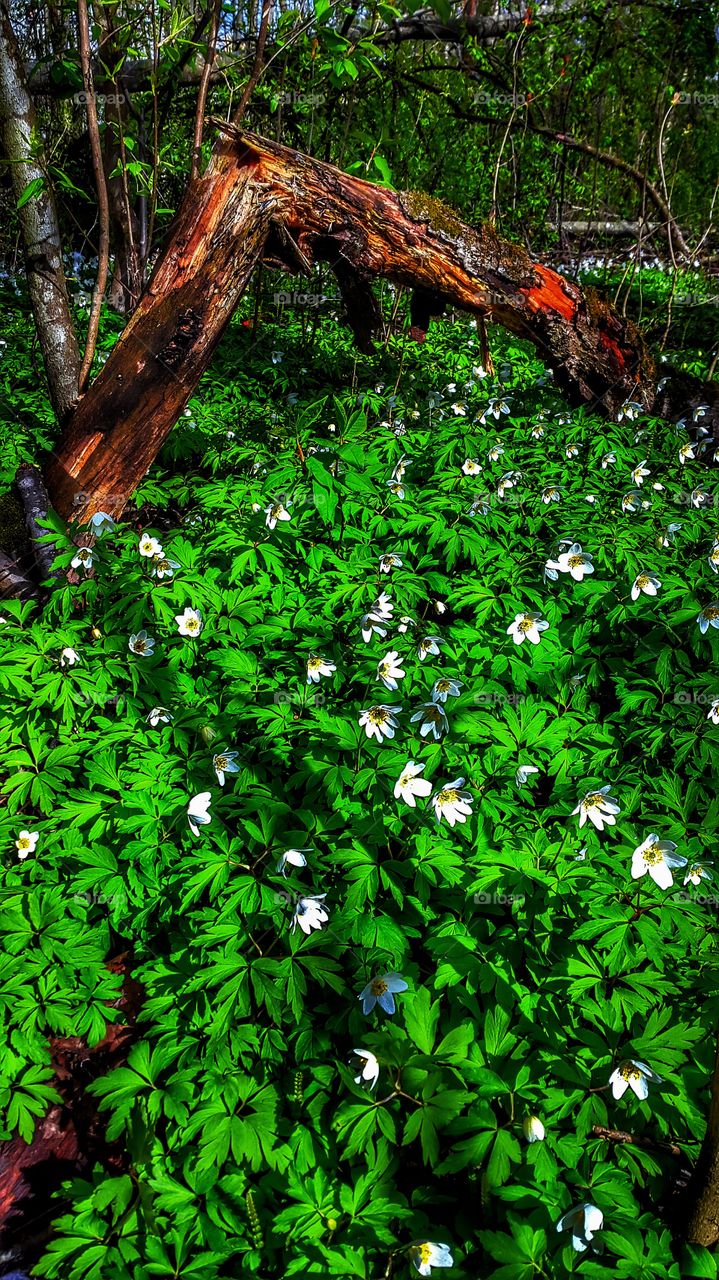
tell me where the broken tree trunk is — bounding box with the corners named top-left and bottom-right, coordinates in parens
top-left (45, 143), bottom-right (277, 522)
top-left (44, 127), bottom-right (718, 526)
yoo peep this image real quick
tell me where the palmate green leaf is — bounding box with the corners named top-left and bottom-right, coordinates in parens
top-left (403, 986), bottom-right (440, 1054)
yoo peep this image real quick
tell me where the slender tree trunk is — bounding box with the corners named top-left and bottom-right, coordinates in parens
top-left (0, 0), bottom-right (80, 421)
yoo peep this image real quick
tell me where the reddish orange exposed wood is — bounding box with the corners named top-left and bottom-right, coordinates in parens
top-left (521, 264), bottom-right (577, 321)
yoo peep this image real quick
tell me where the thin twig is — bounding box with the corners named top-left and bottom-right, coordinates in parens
top-left (231, 0), bottom-right (272, 125)
top-left (592, 1124), bottom-right (682, 1158)
top-left (191, 0), bottom-right (223, 180)
top-left (77, 0), bottom-right (110, 391)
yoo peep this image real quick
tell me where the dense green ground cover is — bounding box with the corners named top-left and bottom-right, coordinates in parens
top-left (1, 295), bottom-right (719, 1278)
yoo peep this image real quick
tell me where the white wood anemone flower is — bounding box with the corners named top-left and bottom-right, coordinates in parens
top-left (146, 707), bottom-right (173, 727)
top-left (394, 761), bottom-right (433, 807)
top-left (684, 862), bottom-right (713, 886)
top-left (709, 544), bottom-right (719, 573)
top-left (572, 785), bottom-right (620, 831)
top-left (391, 456), bottom-right (410, 483)
top-left (409, 1242), bottom-right (454, 1275)
top-left (15, 830), bottom-right (39, 860)
top-left (431, 677), bottom-right (462, 704)
top-left (630, 459), bottom-right (651, 485)
top-left (379, 553), bottom-right (403, 573)
top-left (707, 698), bottom-right (719, 725)
top-left (660, 522), bottom-right (682, 548)
top-left (307, 655), bottom-right (336, 684)
top-left (277, 848), bottom-right (310, 876)
top-left (556, 1203), bottom-right (604, 1253)
top-left (631, 834), bottom-right (687, 888)
top-left (88, 511), bottom-right (115, 536)
top-left (60, 647), bottom-right (80, 668)
top-left (618, 399), bottom-right (642, 421)
top-left (352, 1049), bottom-right (380, 1090)
top-left (601, 451), bottom-right (616, 468)
top-left (187, 791), bottom-right (212, 837)
top-left (697, 604), bottom-right (719, 635)
top-left (397, 615), bottom-right (416, 634)
top-left (432, 777), bottom-right (473, 827)
top-left (609, 1059), bottom-right (662, 1100)
top-left (507, 612), bottom-right (550, 646)
top-left (139, 533), bottom-right (163, 558)
top-left (418, 635), bottom-right (443, 661)
top-left (358, 705), bottom-right (402, 742)
top-left (410, 702), bottom-right (449, 740)
top-left (545, 543), bottom-right (594, 582)
top-left (372, 592), bottom-right (394, 620)
top-left (462, 458), bottom-right (482, 476)
top-left (175, 608), bottom-right (203, 637)
top-left (128, 630), bottom-right (155, 657)
top-left (386, 480), bottom-right (405, 499)
top-left (359, 972), bottom-right (408, 1015)
top-left (212, 750), bottom-right (240, 786)
top-left (621, 491), bottom-right (642, 513)
top-left (522, 1115), bottom-right (545, 1143)
top-left (152, 555), bottom-right (180, 580)
top-left (360, 613), bottom-right (388, 643)
top-left (264, 500), bottom-right (291, 530)
top-left (292, 894), bottom-right (329, 935)
top-left (377, 651), bottom-right (405, 691)
top-left (515, 765), bottom-right (539, 787)
top-left (70, 546), bottom-right (96, 572)
top-left (631, 571), bottom-right (661, 601)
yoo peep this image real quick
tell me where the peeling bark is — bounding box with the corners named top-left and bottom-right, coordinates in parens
top-left (45, 146), bottom-right (277, 522)
top-left (0, 0), bottom-right (80, 421)
top-left (222, 126), bottom-right (658, 417)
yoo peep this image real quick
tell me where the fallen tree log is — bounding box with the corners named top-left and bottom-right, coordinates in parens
top-left (44, 127), bottom-right (718, 526)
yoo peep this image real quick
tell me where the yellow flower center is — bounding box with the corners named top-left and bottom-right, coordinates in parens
top-left (436, 680), bottom-right (450, 692)
top-left (369, 708), bottom-right (390, 725)
top-left (307, 657), bottom-right (323, 672)
top-left (705, 607), bottom-right (719, 622)
top-left (215, 755), bottom-right (228, 770)
top-left (620, 1064), bottom-right (642, 1082)
top-left (643, 842), bottom-right (663, 865)
top-left (568, 554), bottom-right (584, 568)
top-left (186, 618), bottom-right (200, 633)
top-left (518, 616), bottom-right (534, 633)
top-left (636, 574), bottom-right (650, 589)
top-left (371, 978), bottom-right (388, 996)
top-left (438, 788), bottom-right (459, 805)
top-left (584, 793), bottom-right (604, 809)
top-left (17, 837), bottom-right (30, 850)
